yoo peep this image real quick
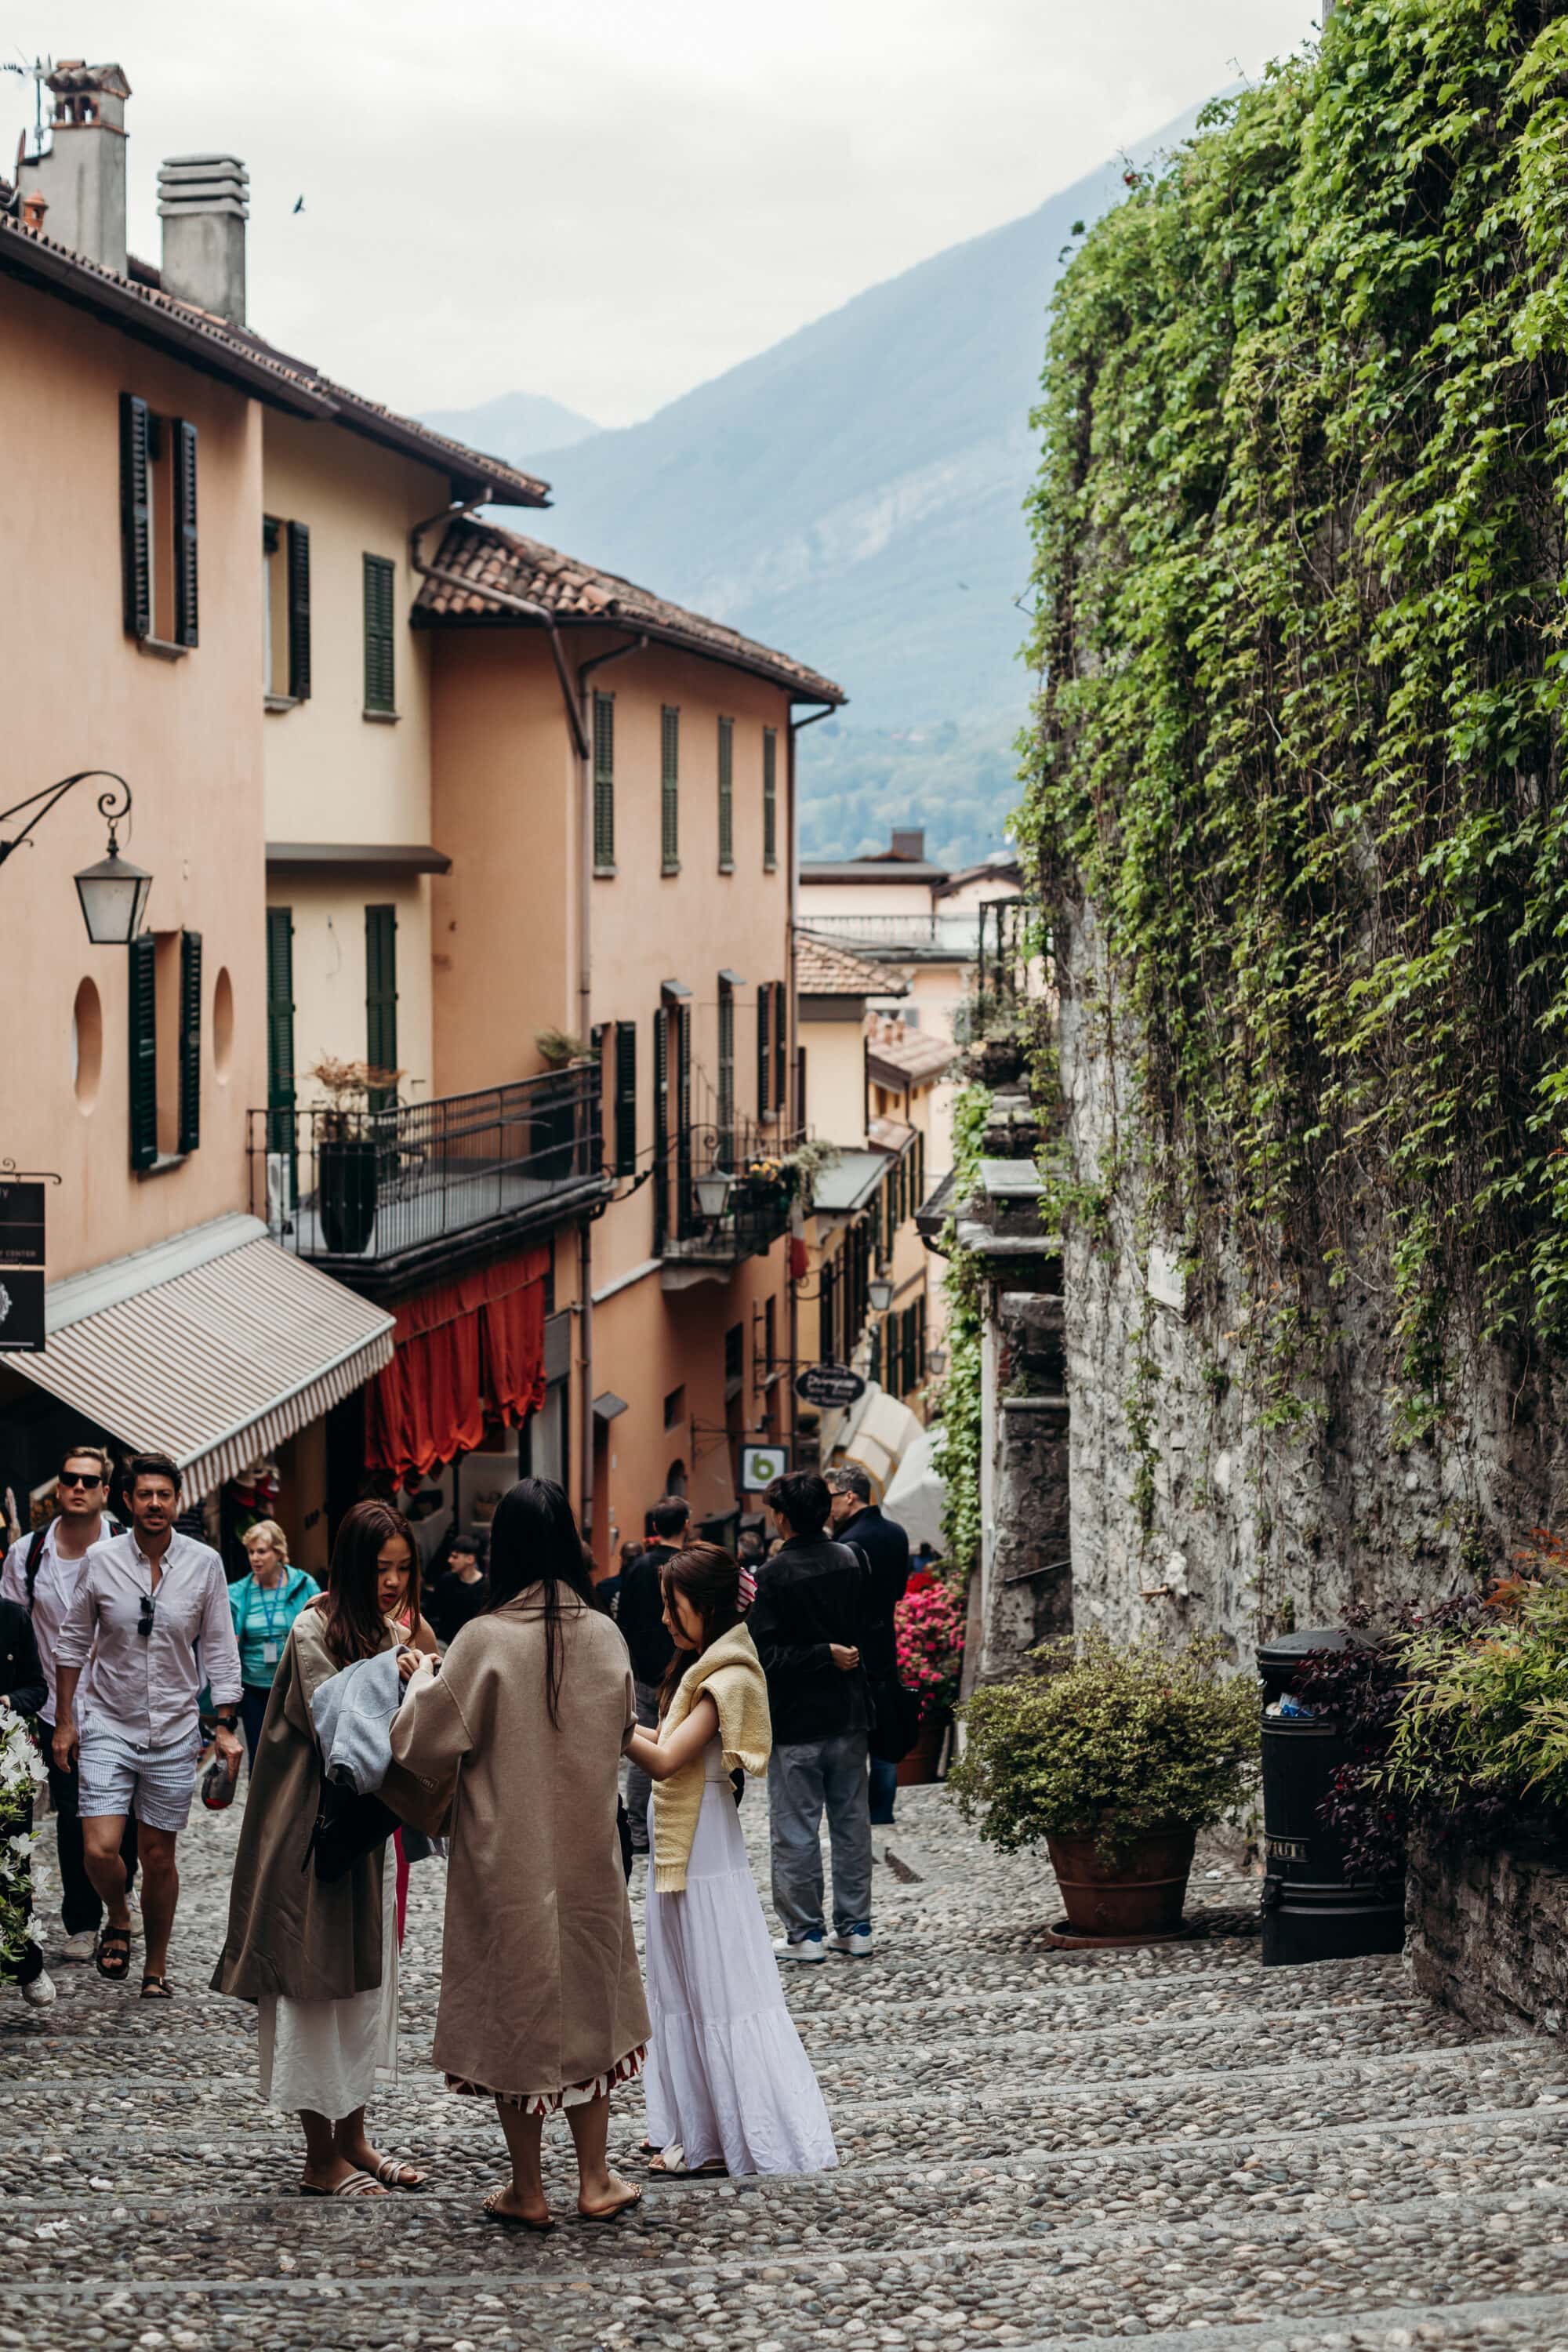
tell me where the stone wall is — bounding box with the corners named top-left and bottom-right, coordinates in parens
top-left (1406, 1820), bottom-right (1568, 2036)
top-left (1056, 900), bottom-right (1568, 1661)
top-left (975, 1289), bottom-right (1071, 1682)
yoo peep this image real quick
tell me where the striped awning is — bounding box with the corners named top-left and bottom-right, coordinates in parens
top-left (31, 1214), bottom-right (394, 1501)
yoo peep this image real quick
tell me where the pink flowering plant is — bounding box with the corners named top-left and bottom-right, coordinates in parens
top-left (895, 1583), bottom-right (965, 1717)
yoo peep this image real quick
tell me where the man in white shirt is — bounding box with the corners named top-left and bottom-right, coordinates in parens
top-left (0, 1443), bottom-right (140, 1962)
top-left (53, 1451), bottom-right (243, 1998)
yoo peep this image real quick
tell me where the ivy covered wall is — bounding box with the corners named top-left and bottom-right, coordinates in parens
top-left (1022, 0), bottom-right (1568, 1647)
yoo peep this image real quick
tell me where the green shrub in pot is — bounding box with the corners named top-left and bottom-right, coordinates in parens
top-left (949, 1632), bottom-right (1258, 1860)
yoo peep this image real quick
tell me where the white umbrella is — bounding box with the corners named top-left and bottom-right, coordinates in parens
top-left (883, 1425), bottom-right (946, 1552)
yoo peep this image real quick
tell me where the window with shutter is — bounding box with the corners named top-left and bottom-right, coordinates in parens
top-left (717, 978), bottom-right (735, 1165)
top-left (661, 706), bottom-right (680, 873)
top-left (675, 1002), bottom-right (693, 1237)
top-left (868, 1319), bottom-right (882, 1387)
top-left (266, 906), bottom-right (296, 1152)
top-left (119, 393), bottom-right (151, 641)
top-left (717, 717), bottom-right (734, 871)
top-left (177, 930), bottom-right (202, 1153)
top-left (652, 1007), bottom-right (670, 1250)
top-left (916, 1294), bottom-right (927, 1382)
top-left (774, 981), bottom-right (787, 1121)
top-left (363, 554), bottom-right (396, 715)
top-left (763, 728), bottom-right (778, 871)
top-left (614, 1022), bottom-right (637, 1175)
top-left (128, 932), bottom-right (158, 1171)
top-left (757, 984), bottom-right (771, 1116)
top-left (172, 420), bottom-right (198, 648)
top-left (287, 521), bottom-right (312, 699)
top-left (593, 691), bottom-right (615, 870)
top-left (365, 905), bottom-right (398, 1108)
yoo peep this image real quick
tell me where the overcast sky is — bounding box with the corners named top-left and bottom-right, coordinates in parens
top-left (5, 2), bottom-right (1319, 427)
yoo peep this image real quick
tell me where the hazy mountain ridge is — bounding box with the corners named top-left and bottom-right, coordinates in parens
top-left (424, 106), bottom-right (1208, 863)
top-left (420, 387), bottom-right (601, 471)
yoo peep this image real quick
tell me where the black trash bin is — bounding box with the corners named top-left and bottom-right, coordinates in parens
top-left (1258, 1628), bottom-right (1405, 1969)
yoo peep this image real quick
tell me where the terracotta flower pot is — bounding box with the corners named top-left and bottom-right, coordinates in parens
top-left (896, 1708), bottom-right (953, 1786)
top-left (1045, 1822), bottom-right (1198, 1944)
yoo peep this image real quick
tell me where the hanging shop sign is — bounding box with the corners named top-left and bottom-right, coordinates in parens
top-left (793, 1363), bottom-right (866, 1410)
top-left (0, 1166), bottom-right (55, 1353)
top-left (741, 1443), bottom-right (789, 1491)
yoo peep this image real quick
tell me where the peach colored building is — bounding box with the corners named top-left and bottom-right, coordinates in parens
top-left (415, 520), bottom-right (844, 1562)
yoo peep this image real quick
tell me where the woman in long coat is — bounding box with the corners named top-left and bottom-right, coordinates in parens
top-left (212, 1499), bottom-right (436, 2197)
top-left (393, 1477), bottom-right (648, 2229)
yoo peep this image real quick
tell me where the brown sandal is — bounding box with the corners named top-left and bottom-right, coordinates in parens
top-left (95, 1927), bottom-right (132, 1982)
top-left (483, 2189), bottom-right (554, 2232)
top-left (139, 1973), bottom-right (174, 1999)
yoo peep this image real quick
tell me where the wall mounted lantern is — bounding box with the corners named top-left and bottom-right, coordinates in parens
top-left (0, 771), bottom-right (151, 944)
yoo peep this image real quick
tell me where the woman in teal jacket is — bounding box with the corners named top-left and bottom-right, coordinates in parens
top-left (230, 1521), bottom-right (321, 1766)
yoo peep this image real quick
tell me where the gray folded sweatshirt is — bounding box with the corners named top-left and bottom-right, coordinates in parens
top-left (309, 1646), bottom-right (405, 1796)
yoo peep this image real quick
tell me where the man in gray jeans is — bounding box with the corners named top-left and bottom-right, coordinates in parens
top-left (616, 1496), bottom-right (689, 1854)
top-left (749, 1471), bottom-right (876, 1962)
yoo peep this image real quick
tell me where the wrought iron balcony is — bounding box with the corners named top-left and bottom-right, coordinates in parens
top-left (249, 1064), bottom-right (608, 1296)
top-left (658, 1120), bottom-right (808, 1279)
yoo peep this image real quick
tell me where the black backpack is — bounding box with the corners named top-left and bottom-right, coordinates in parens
top-left (24, 1516), bottom-right (123, 1610)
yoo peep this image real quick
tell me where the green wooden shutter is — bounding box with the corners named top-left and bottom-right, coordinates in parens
top-left (676, 1003), bottom-right (693, 1237)
top-left (593, 691), bottom-right (615, 869)
top-left (660, 706), bottom-right (680, 872)
top-left (868, 1319), bottom-right (882, 1387)
top-left (177, 929), bottom-right (202, 1154)
top-left (763, 728), bottom-right (778, 871)
top-left (717, 978), bottom-right (735, 1163)
top-left (652, 1008), bottom-right (670, 1250)
top-left (757, 984), bottom-right (771, 1116)
top-left (916, 1294), bottom-right (927, 1382)
top-left (172, 419), bottom-right (198, 648)
top-left (287, 521), bottom-right (311, 699)
top-left (819, 1262), bottom-right (837, 1365)
top-left (265, 906), bottom-right (296, 1149)
top-left (774, 982), bottom-right (787, 1122)
top-left (614, 1021), bottom-right (637, 1175)
top-left (119, 393), bottom-right (151, 641)
top-left (717, 717), bottom-right (734, 871)
top-left (363, 554), bottom-right (396, 713)
top-left (128, 932), bottom-right (158, 1170)
top-left (365, 904), bottom-right (398, 1108)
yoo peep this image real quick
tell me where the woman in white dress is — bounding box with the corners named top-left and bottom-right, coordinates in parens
top-left (626, 1542), bottom-right (837, 2180)
top-left (212, 1501), bottom-right (437, 2198)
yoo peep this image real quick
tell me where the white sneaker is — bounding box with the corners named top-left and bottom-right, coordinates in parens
top-left (21, 1969), bottom-right (57, 2009)
top-left (772, 1933), bottom-right (826, 1964)
top-left (62, 1930), bottom-right (97, 1964)
top-left (827, 1926), bottom-right (873, 1959)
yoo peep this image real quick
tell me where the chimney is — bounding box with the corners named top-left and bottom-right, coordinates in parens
top-left (158, 154), bottom-right (249, 327)
top-left (889, 828), bottom-right (925, 862)
top-left (14, 61), bottom-right (131, 274)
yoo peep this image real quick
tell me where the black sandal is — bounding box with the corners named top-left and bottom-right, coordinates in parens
top-left (95, 1927), bottom-right (131, 1982)
top-left (139, 1972), bottom-right (174, 2000)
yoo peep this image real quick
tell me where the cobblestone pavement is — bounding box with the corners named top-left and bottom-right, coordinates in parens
top-left (4, 1780), bottom-right (1568, 2352)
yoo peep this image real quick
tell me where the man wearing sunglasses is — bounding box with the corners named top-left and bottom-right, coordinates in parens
top-left (1, 1444), bottom-right (140, 1962)
top-left (53, 1452), bottom-right (243, 2000)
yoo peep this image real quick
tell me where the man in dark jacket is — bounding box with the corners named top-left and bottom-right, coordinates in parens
top-left (828, 1467), bottom-right (912, 1826)
top-left (616, 1495), bottom-right (689, 1855)
top-left (750, 1471), bottom-right (877, 1962)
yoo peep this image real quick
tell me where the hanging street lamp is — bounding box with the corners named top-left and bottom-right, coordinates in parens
top-left (0, 771), bottom-right (151, 945)
top-left (694, 1167), bottom-right (736, 1221)
top-left (867, 1275), bottom-right (895, 1314)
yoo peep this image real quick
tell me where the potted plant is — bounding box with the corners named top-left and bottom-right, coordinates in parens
top-left (310, 1057), bottom-right (398, 1254)
top-left (949, 1633), bottom-right (1258, 1944)
top-left (532, 1030), bottom-right (589, 1180)
top-left (893, 1581), bottom-right (966, 1784)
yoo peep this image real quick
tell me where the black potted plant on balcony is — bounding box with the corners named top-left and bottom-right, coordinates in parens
top-left (533, 1030), bottom-right (589, 1183)
top-left (310, 1057), bottom-right (398, 1254)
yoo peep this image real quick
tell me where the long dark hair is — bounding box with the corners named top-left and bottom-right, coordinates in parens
top-left (658, 1541), bottom-right (744, 1714)
top-left (485, 1477), bottom-right (595, 1727)
top-left (321, 1498), bottom-right (419, 1668)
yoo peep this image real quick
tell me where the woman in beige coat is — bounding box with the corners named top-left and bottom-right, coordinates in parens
top-left (393, 1478), bottom-right (648, 2229)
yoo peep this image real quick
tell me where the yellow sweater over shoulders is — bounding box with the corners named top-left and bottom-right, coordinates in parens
top-left (650, 1621), bottom-right (771, 1893)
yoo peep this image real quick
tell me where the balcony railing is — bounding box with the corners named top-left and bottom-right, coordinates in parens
top-left (797, 913), bottom-right (984, 958)
top-left (659, 1120), bottom-right (808, 1269)
top-left (250, 1064), bottom-right (608, 1291)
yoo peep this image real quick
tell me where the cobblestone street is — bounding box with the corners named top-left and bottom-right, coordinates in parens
top-left (4, 1783), bottom-right (1568, 2352)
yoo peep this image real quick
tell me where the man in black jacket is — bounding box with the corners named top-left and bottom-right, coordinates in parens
top-left (750, 1471), bottom-right (876, 1962)
top-left (828, 1467), bottom-right (912, 1826)
top-left (617, 1495), bottom-right (688, 1855)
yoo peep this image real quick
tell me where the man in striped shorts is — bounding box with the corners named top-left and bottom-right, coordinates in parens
top-left (53, 1453), bottom-right (243, 2001)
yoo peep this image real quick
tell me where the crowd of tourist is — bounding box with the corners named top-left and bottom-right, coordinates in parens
top-left (0, 1436), bottom-right (915, 2220)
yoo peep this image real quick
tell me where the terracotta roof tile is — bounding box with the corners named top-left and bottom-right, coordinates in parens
top-left (866, 1024), bottom-right (958, 1087)
top-left (413, 517), bottom-right (845, 705)
top-left (796, 934), bottom-right (907, 997)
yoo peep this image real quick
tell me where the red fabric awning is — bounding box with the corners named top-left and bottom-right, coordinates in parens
top-left (365, 1244), bottom-right (552, 1483)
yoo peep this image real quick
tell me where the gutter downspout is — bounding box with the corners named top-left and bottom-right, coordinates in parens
top-left (786, 699), bottom-right (838, 1450)
top-left (572, 633), bottom-right (649, 1550)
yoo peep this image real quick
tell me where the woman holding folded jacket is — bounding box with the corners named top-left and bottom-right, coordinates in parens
top-left (212, 1498), bottom-right (436, 2198)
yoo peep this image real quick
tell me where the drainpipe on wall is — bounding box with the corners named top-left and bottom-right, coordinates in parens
top-left (572, 633), bottom-right (649, 1548)
top-left (786, 700), bottom-right (837, 1440)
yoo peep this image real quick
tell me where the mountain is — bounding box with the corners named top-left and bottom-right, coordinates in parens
top-left (427, 107), bottom-right (1205, 864)
top-left (419, 389), bottom-right (601, 472)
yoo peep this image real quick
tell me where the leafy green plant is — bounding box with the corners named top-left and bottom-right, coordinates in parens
top-left (949, 1633), bottom-right (1258, 1858)
top-left (1388, 1579), bottom-right (1568, 1822)
top-left (931, 1078), bottom-right (992, 1581)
